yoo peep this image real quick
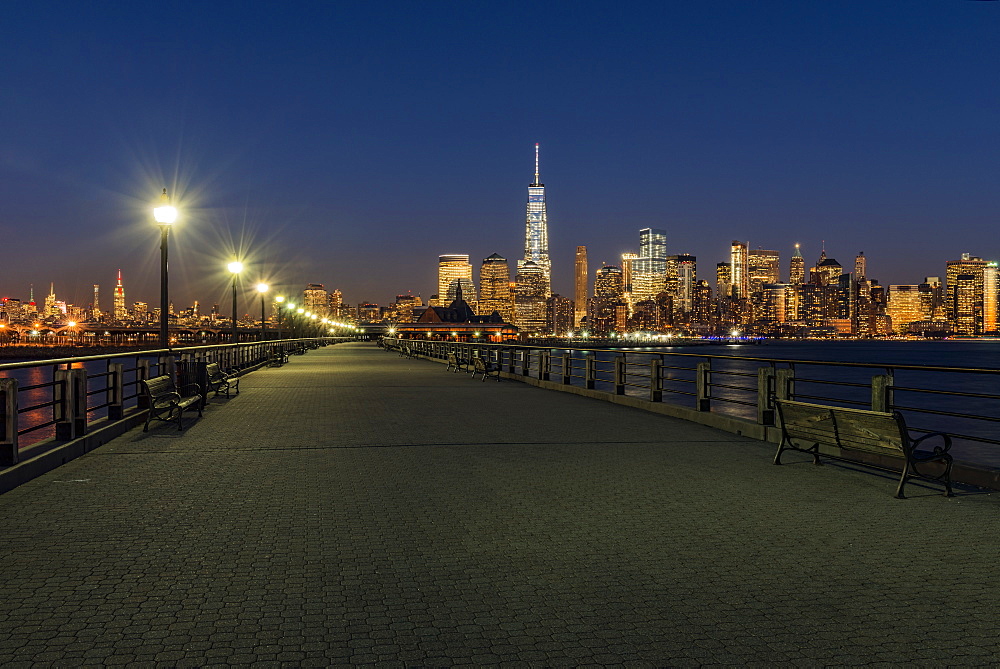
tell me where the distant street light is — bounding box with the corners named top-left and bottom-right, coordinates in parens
top-left (256, 283), bottom-right (269, 341)
top-left (228, 260), bottom-right (243, 343)
top-left (153, 189), bottom-right (178, 349)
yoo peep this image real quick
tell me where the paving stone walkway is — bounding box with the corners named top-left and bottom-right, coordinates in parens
top-left (1, 342), bottom-right (999, 666)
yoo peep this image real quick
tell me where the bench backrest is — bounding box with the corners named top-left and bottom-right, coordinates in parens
top-left (447, 352), bottom-right (457, 363)
top-left (474, 358), bottom-right (486, 372)
top-left (776, 399), bottom-right (907, 455)
top-left (205, 362), bottom-right (221, 378)
top-left (143, 375), bottom-right (176, 397)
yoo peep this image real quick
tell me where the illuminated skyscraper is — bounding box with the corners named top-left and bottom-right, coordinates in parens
top-left (747, 249), bottom-right (780, 294)
top-left (716, 262), bottom-right (732, 299)
top-left (945, 253), bottom-right (987, 334)
top-left (303, 284), bottom-right (328, 316)
top-left (730, 241), bottom-right (749, 299)
top-left (438, 255), bottom-right (475, 307)
top-left (479, 253), bottom-right (513, 321)
top-left (592, 265), bottom-right (625, 334)
top-left (855, 251), bottom-right (867, 281)
top-left (44, 283), bottom-right (58, 317)
top-left (985, 262), bottom-right (998, 333)
top-left (673, 254), bottom-right (697, 313)
top-left (886, 285), bottom-right (923, 333)
top-left (514, 260), bottom-right (548, 332)
top-left (789, 244), bottom-right (805, 285)
top-left (92, 284), bottom-right (101, 320)
top-left (519, 143), bottom-right (551, 295)
top-left (574, 246), bottom-right (588, 328)
top-left (113, 270), bottom-right (127, 322)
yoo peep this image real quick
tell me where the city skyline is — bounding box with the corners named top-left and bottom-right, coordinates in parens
top-left (2, 3), bottom-right (1000, 307)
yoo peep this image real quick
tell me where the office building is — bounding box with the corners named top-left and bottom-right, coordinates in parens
top-left (946, 253), bottom-right (988, 334)
top-left (438, 255), bottom-right (474, 308)
top-left (747, 249), bottom-right (780, 294)
top-left (789, 244), bottom-right (805, 285)
top-left (574, 246), bottom-right (588, 328)
top-left (479, 253), bottom-right (513, 321)
top-left (113, 270), bottom-right (127, 322)
top-left (303, 284), bottom-right (328, 317)
top-left (886, 285), bottom-right (923, 333)
top-left (514, 260), bottom-right (548, 333)
top-left (730, 241), bottom-right (749, 300)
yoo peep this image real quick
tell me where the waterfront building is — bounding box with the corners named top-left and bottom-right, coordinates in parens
top-left (133, 301), bottom-right (149, 322)
top-left (92, 284), bottom-right (101, 320)
top-left (44, 283), bottom-right (59, 318)
top-left (716, 263), bottom-right (732, 299)
top-left (519, 143), bottom-right (551, 295)
top-left (514, 260), bottom-right (548, 333)
top-left (985, 262), bottom-right (998, 333)
top-left (395, 283), bottom-right (517, 342)
top-left (113, 270), bottom-right (127, 322)
top-left (574, 246), bottom-right (588, 328)
top-left (479, 253), bottom-right (513, 322)
top-left (621, 252), bottom-right (639, 297)
top-left (919, 277), bottom-right (944, 322)
top-left (667, 254), bottom-right (696, 314)
top-left (438, 255), bottom-right (474, 309)
top-left (390, 294), bottom-right (422, 323)
top-left (357, 303), bottom-right (380, 321)
top-left (329, 289), bottom-right (348, 321)
top-left (303, 284), bottom-right (328, 317)
top-left (789, 244), bottom-right (805, 285)
top-left (945, 253), bottom-right (987, 334)
top-left (629, 228), bottom-right (669, 308)
top-left (691, 280), bottom-right (713, 328)
top-left (886, 285), bottom-right (924, 333)
top-left (748, 249), bottom-right (780, 294)
top-left (592, 264), bottom-right (625, 334)
top-left (730, 241), bottom-right (749, 300)
top-left (950, 274), bottom-right (978, 335)
top-left (546, 294), bottom-right (574, 335)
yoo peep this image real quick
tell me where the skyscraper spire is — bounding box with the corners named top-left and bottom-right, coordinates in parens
top-left (533, 142), bottom-right (540, 186)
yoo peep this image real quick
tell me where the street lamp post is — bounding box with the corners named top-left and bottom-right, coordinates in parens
top-left (228, 261), bottom-right (243, 343)
top-left (275, 295), bottom-right (285, 340)
top-left (256, 283), bottom-right (269, 341)
top-left (153, 189), bottom-right (177, 349)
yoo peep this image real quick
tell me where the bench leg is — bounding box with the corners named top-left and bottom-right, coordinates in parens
top-left (895, 465), bottom-right (909, 499)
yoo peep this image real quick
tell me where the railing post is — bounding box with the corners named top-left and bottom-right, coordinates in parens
top-left (562, 353), bottom-right (571, 385)
top-left (539, 351), bottom-right (549, 381)
top-left (108, 363), bottom-right (125, 420)
top-left (585, 356), bottom-right (596, 390)
top-left (775, 368), bottom-right (794, 401)
top-left (650, 358), bottom-right (663, 402)
top-left (158, 354), bottom-right (175, 381)
top-left (54, 369), bottom-right (76, 441)
top-left (137, 360), bottom-right (151, 409)
top-left (614, 355), bottom-right (626, 395)
top-left (757, 367), bottom-right (775, 426)
top-left (508, 348), bottom-right (517, 374)
top-left (872, 372), bottom-right (894, 413)
top-left (523, 349), bottom-right (531, 376)
top-left (71, 369), bottom-right (87, 436)
top-left (696, 361), bottom-right (711, 412)
top-left (0, 378), bottom-right (19, 466)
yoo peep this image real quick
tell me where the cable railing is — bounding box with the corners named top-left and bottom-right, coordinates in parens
top-left (0, 337), bottom-right (348, 465)
top-left (383, 338), bottom-right (1000, 468)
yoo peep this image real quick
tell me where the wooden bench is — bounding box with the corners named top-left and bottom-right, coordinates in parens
top-left (473, 356), bottom-right (500, 382)
top-left (205, 362), bottom-right (240, 398)
top-left (774, 399), bottom-right (953, 498)
top-left (446, 352), bottom-right (469, 373)
top-left (268, 348), bottom-right (288, 367)
top-left (140, 375), bottom-right (203, 432)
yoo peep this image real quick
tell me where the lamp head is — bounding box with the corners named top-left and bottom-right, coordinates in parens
top-left (256, 283), bottom-right (269, 293)
top-left (153, 188), bottom-right (177, 225)
top-left (275, 295), bottom-right (285, 303)
top-left (228, 261), bottom-right (243, 274)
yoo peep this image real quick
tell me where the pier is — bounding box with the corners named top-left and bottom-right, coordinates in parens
top-left (0, 342), bottom-right (998, 664)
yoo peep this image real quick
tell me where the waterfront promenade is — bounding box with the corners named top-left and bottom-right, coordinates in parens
top-left (1, 342), bottom-right (999, 665)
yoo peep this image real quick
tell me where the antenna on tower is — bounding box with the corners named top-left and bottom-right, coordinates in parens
top-left (534, 143), bottom-right (540, 185)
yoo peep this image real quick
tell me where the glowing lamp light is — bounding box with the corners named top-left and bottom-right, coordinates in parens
top-left (228, 261), bottom-right (244, 274)
top-left (286, 302), bottom-right (295, 309)
top-left (153, 189), bottom-right (177, 225)
top-left (297, 308), bottom-right (305, 314)
top-left (67, 321), bottom-right (76, 327)
top-left (257, 283), bottom-right (269, 294)
top-left (275, 295), bottom-right (285, 304)
top-left (731, 330), bottom-right (740, 337)
top-left (310, 314), bottom-right (318, 320)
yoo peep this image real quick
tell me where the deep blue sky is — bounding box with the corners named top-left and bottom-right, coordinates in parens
top-left (1, 1), bottom-right (998, 312)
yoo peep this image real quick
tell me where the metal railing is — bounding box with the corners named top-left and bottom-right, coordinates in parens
top-left (0, 337), bottom-right (347, 465)
top-left (384, 338), bottom-right (1000, 468)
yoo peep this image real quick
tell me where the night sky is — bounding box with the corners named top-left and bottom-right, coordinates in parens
top-left (2, 1), bottom-right (998, 313)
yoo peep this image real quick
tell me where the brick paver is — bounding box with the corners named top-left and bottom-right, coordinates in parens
top-left (0, 342), bottom-right (998, 665)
